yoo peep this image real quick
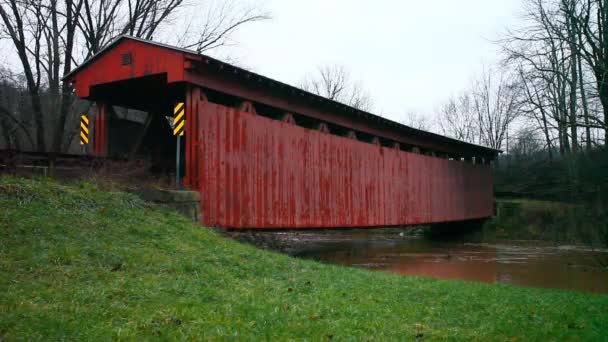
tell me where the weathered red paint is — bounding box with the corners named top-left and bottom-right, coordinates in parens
top-left (69, 39), bottom-right (189, 98)
top-left (64, 36), bottom-right (499, 229)
top-left (65, 36), bottom-right (498, 159)
top-left (189, 101), bottom-right (493, 228)
top-left (184, 86), bottom-right (206, 190)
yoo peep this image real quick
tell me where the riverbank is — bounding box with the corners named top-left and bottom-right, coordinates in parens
top-left (1, 176), bottom-right (607, 340)
top-left (484, 199), bottom-right (608, 248)
top-left (225, 226), bottom-right (608, 293)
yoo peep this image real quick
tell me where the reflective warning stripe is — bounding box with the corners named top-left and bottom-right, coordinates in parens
top-left (173, 119), bottom-right (185, 136)
top-left (174, 102), bottom-right (184, 115)
top-left (80, 114), bottom-right (89, 145)
top-left (173, 102), bottom-right (185, 136)
top-left (174, 110), bottom-right (185, 125)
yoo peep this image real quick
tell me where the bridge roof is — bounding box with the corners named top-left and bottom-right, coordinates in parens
top-left (65, 35), bottom-right (500, 158)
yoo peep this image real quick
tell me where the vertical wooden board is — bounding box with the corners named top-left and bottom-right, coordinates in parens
top-left (258, 117), bottom-right (266, 226)
top-left (196, 102), bottom-right (494, 228)
top-left (431, 158), bottom-right (439, 222)
top-left (206, 103), bottom-right (215, 223)
top-left (239, 109), bottom-right (247, 226)
top-left (231, 108), bottom-right (239, 226)
top-left (218, 106), bottom-right (226, 225)
top-left (270, 123), bottom-right (278, 227)
top-left (222, 107), bottom-right (230, 225)
top-left (265, 121), bottom-right (272, 226)
top-left (184, 94), bottom-right (191, 187)
top-left (301, 132), bottom-right (310, 225)
top-left (434, 158), bottom-right (443, 222)
top-left (201, 107), bottom-right (207, 218)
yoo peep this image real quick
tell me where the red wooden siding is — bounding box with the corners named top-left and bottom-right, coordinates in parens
top-left (184, 86), bottom-right (205, 190)
top-left (193, 101), bottom-right (494, 228)
top-left (70, 39), bottom-right (188, 97)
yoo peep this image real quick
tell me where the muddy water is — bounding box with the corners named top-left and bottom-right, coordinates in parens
top-left (228, 229), bottom-right (608, 293)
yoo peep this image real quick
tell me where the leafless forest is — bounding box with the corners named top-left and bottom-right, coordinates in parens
top-left (438, 0), bottom-right (607, 157)
top-left (1, 0), bottom-right (607, 164)
top-left (0, 0), bottom-right (269, 153)
top-left (298, 0), bottom-right (608, 202)
top-left (305, 0), bottom-right (608, 162)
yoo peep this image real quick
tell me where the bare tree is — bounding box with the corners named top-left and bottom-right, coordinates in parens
top-left (437, 68), bottom-right (520, 150)
top-left (0, 0), bottom-right (270, 152)
top-left (515, 65), bottom-right (556, 158)
top-left (500, 0), bottom-right (589, 155)
top-left (471, 68), bottom-right (521, 150)
top-left (177, 1), bottom-right (270, 53)
top-left (500, 0), bottom-right (608, 153)
top-left (299, 64), bottom-right (374, 112)
top-left (0, 68), bottom-right (35, 149)
top-left (437, 92), bottom-right (479, 144)
top-left (510, 126), bottom-right (545, 157)
top-left (0, 0), bottom-right (49, 151)
top-left (401, 110), bottom-right (432, 131)
top-left (574, 0), bottom-right (608, 144)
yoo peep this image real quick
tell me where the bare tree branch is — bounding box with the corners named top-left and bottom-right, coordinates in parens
top-left (299, 64), bottom-right (374, 112)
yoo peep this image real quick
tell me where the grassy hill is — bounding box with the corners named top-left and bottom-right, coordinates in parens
top-left (1, 176), bottom-right (607, 340)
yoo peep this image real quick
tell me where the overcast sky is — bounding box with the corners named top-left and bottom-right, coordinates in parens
top-left (0, 0), bottom-right (524, 125)
top-left (225, 0), bottom-right (523, 124)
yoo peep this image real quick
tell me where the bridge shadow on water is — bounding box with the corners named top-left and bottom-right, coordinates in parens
top-left (426, 219), bottom-right (488, 241)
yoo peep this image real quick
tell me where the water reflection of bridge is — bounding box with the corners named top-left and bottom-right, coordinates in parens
top-left (288, 236), bottom-right (608, 293)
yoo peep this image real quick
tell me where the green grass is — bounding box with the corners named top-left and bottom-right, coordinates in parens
top-left (1, 176), bottom-right (607, 340)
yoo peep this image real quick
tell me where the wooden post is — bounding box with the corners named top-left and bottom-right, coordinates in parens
top-left (317, 123), bottom-right (330, 133)
top-left (238, 101), bottom-right (257, 115)
top-left (345, 130), bottom-right (357, 140)
top-left (282, 113), bottom-right (296, 124)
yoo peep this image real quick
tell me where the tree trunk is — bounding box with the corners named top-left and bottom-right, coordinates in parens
top-left (597, 69), bottom-right (608, 146)
top-left (577, 35), bottom-right (592, 151)
top-left (540, 109), bottom-right (553, 159)
top-left (566, 6), bottom-right (578, 152)
top-left (51, 0), bottom-right (79, 153)
top-left (558, 128), bottom-right (565, 156)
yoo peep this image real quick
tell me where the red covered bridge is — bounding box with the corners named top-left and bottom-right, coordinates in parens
top-left (64, 36), bottom-right (499, 229)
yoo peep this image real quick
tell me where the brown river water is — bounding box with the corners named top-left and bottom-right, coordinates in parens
top-left (226, 229), bottom-right (608, 293)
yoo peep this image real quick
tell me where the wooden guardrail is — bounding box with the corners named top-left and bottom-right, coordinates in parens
top-left (0, 149), bottom-right (119, 178)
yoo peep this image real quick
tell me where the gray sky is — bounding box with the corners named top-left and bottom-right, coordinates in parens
top-left (226, 0), bottom-right (523, 123)
top-left (0, 0), bottom-right (523, 125)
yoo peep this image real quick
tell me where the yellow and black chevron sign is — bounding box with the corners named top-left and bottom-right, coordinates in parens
top-left (80, 114), bottom-right (89, 145)
top-left (173, 102), bottom-right (185, 136)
